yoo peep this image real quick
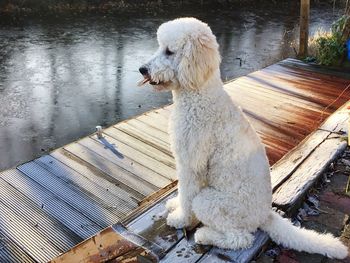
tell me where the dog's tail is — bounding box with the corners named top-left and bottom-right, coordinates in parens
top-left (260, 211), bottom-right (348, 259)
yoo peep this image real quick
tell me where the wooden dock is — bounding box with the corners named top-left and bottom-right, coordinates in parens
top-left (0, 58), bottom-right (349, 262)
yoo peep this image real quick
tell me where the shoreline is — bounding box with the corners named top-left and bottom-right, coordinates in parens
top-left (0, 0), bottom-right (346, 17)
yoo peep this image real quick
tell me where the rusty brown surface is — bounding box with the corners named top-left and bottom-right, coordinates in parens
top-left (108, 248), bottom-right (158, 263)
top-left (50, 227), bottom-right (139, 263)
top-left (225, 59), bottom-right (350, 164)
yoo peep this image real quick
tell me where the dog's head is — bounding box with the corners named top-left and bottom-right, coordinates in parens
top-left (139, 17), bottom-right (221, 91)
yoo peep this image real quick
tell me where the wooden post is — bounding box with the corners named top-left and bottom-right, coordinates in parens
top-left (339, 7), bottom-right (350, 65)
top-left (341, 7), bottom-right (350, 43)
top-left (299, 0), bottom-right (310, 58)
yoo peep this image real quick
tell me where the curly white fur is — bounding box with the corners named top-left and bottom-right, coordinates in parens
top-left (140, 17), bottom-right (348, 259)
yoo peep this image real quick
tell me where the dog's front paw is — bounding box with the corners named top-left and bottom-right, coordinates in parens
top-left (165, 197), bottom-right (179, 212)
top-left (166, 208), bottom-right (193, 229)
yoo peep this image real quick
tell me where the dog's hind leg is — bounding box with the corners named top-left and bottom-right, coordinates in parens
top-left (192, 187), bottom-right (255, 250)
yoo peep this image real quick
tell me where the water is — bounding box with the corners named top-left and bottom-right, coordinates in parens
top-left (0, 2), bottom-right (345, 170)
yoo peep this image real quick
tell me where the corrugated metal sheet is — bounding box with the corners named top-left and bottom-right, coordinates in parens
top-left (0, 170), bottom-right (102, 239)
top-left (17, 162), bottom-right (120, 227)
top-left (35, 155), bottom-right (135, 216)
top-left (0, 229), bottom-right (36, 263)
top-left (0, 179), bottom-right (81, 251)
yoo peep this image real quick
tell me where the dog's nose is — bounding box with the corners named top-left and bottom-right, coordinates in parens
top-left (139, 66), bottom-right (148, 75)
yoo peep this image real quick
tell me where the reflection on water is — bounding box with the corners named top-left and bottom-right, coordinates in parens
top-left (0, 2), bottom-right (345, 170)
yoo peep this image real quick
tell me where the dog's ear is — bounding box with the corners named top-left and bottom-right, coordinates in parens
top-left (178, 32), bottom-right (221, 90)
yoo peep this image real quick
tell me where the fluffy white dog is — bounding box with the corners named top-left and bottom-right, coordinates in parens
top-left (139, 17), bottom-right (348, 259)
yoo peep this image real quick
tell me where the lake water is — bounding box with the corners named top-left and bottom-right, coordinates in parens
top-left (0, 1), bottom-right (345, 170)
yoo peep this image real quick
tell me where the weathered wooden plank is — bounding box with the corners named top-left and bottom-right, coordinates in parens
top-left (127, 192), bottom-right (183, 251)
top-left (50, 227), bottom-right (139, 263)
top-left (244, 69), bottom-right (349, 108)
top-left (112, 248), bottom-right (158, 262)
top-left (51, 149), bottom-right (142, 204)
top-left (90, 134), bottom-right (176, 182)
top-left (273, 137), bottom-right (347, 211)
top-left (104, 127), bottom-right (175, 168)
top-left (257, 79), bottom-right (345, 106)
top-left (197, 231), bottom-right (269, 263)
top-left (124, 119), bottom-right (170, 144)
top-left (136, 114), bottom-right (169, 133)
top-left (146, 110), bottom-right (170, 124)
top-left (242, 112), bottom-right (296, 164)
top-left (271, 101), bottom-right (349, 208)
top-left (318, 104), bottom-right (349, 133)
top-left (160, 234), bottom-right (210, 263)
top-left (159, 106), bottom-right (172, 117)
top-left (280, 58), bottom-right (350, 80)
top-left (271, 101), bottom-right (349, 190)
top-left (228, 77), bottom-right (326, 112)
top-left (228, 84), bottom-right (329, 134)
top-left (51, 223), bottom-right (162, 263)
top-left (225, 88), bottom-right (303, 142)
top-left (264, 62), bottom-right (350, 88)
top-left (63, 142), bottom-right (155, 196)
top-left (122, 182), bottom-right (178, 226)
top-left (0, 229), bottom-right (36, 263)
top-left (258, 72), bottom-right (349, 108)
top-left (225, 87), bottom-right (314, 139)
top-left (243, 108), bottom-right (298, 147)
top-left (78, 136), bottom-right (168, 188)
top-left (116, 123), bottom-right (172, 156)
top-left (0, 200), bottom-right (61, 262)
top-left (18, 162), bottom-right (120, 227)
top-left (270, 129), bottom-right (330, 191)
top-left (0, 178), bottom-right (81, 252)
top-left (225, 78), bottom-right (324, 114)
top-left (113, 223), bottom-right (164, 258)
top-left (35, 155), bottom-right (135, 217)
top-left (0, 170), bottom-right (101, 239)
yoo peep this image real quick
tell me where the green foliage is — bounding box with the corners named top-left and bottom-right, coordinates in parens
top-left (314, 15), bottom-right (348, 66)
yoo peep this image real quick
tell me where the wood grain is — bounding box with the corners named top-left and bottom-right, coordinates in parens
top-left (273, 137), bottom-right (347, 210)
top-left (51, 149), bottom-right (143, 203)
top-left (63, 142), bottom-right (156, 196)
top-left (90, 134), bottom-right (176, 182)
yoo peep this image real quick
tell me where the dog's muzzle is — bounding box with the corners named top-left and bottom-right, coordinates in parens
top-left (138, 66), bottom-right (160, 86)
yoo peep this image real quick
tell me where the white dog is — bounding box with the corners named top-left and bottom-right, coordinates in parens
top-left (139, 17), bottom-right (348, 259)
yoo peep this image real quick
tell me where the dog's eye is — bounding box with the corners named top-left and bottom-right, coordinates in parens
top-left (165, 47), bottom-right (174, 56)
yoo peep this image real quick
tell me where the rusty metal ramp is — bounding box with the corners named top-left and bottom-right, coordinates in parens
top-left (0, 59), bottom-right (349, 262)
